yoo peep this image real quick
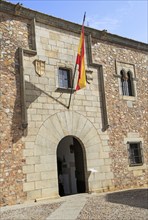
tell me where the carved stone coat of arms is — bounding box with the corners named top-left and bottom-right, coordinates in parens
top-left (34, 60), bottom-right (45, 76)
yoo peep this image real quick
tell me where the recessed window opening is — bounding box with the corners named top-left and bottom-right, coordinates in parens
top-left (128, 142), bottom-right (143, 166)
top-left (121, 69), bottom-right (129, 96)
top-left (58, 68), bottom-right (72, 89)
top-left (120, 69), bottom-right (134, 96)
top-left (127, 71), bottom-right (133, 96)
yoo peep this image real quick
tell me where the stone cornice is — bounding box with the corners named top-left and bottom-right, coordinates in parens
top-left (1, 1), bottom-right (148, 52)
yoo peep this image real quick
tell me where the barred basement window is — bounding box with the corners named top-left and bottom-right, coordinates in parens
top-left (58, 68), bottom-right (72, 89)
top-left (128, 142), bottom-right (143, 166)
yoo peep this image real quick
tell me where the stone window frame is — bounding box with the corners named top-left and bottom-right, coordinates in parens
top-left (127, 141), bottom-right (143, 167)
top-left (56, 66), bottom-right (74, 93)
top-left (115, 60), bottom-right (138, 101)
top-left (120, 69), bottom-right (134, 96)
top-left (124, 135), bottom-right (146, 171)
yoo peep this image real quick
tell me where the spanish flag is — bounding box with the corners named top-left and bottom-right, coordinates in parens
top-left (76, 14), bottom-right (86, 91)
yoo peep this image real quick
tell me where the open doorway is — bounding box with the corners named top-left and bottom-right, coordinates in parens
top-left (57, 136), bottom-right (87, 196)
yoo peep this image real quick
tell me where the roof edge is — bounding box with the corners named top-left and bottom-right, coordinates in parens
top-left (1, 1), bottom-right (148, 52)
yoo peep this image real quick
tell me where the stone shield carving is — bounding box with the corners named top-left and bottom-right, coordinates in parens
top-left (86, 70), bottom-right (93, 84)
top-left (34, 60), bottom-right (45, 76)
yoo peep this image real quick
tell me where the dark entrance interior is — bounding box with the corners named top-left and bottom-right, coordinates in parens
top-left (57, 136), bottom-right (86, 196)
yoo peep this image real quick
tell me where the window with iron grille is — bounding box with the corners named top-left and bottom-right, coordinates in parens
top-left (58, 68), bottom-right (72, 89)
top-left (128, 142), bottom-right (143, 166)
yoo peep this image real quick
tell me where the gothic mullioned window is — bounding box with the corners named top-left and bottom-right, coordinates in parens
top-left (120, 69), bottom-right (134, 96)
top-left (115, 61), bottom-right (137, 99)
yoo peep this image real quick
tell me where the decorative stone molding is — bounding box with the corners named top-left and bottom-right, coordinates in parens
top-left (86, 70), bottom-right (93, 84)
top-left (123, 134), bottom-right (145, 172)
top-left (87, 34), bottom-right (109, 131)
top-left (115, 60), bottom-right (137, 78)
top-left (18, 18), bottom-right (37, 130)
top-left (18, 48), bottom-right (28, 129)
top-left (115, 60), bottom-right (137, 100)
top-left (14, 3), bottom-right (22, 15)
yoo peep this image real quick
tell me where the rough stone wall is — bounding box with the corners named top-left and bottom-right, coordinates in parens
top-left (0, 6), bottom-right (147, 206)
top-left (91, 39), bottom-right (148, 189)
top-left (0, 12), bottom-right (31, 206)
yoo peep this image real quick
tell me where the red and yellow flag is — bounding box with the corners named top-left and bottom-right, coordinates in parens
top-left (76, 23), bottom-right (86, 90)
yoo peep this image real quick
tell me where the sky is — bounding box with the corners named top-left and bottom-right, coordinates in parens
top-left (7, 0), bottom-right (148, 43)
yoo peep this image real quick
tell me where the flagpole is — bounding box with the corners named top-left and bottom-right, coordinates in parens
top-left (67, 63), bottom-right (77, 109)
top-left (67, 12), bottom-right (86, 109)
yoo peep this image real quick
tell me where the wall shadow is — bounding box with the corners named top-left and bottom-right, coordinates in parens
top-left (11, 56), bottom-right (68, 143)
top-left (10, 49), bottom-right (24, 144)
top-left (25, 81), bottom-right (68, 109)
top-left (106, 189), bottom-right (148, 209)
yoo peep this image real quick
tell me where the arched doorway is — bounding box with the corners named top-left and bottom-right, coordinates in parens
top-left (57, 136), bottom-right (87, 196)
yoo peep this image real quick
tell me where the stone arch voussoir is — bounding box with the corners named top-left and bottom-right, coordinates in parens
top-left (32, 110), bottom-right (103, 197)
top-left (35, 110), bottom-right (101, 151)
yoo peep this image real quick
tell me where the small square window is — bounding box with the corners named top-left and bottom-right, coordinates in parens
top-left (128, 142), bottom-right (143, 166)
top-left (58, 68), bottom-right (72, 89)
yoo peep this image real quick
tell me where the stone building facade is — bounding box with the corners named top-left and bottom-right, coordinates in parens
top-left (0, 1), bottom-right (148, 206)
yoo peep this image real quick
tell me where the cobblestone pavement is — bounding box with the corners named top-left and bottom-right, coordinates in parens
top-left (0, 188), bottom-right (147, 220)
top-left (0, 202), bottom-right (62, 220)
top-left (77, 189), bottom-right (148, 220)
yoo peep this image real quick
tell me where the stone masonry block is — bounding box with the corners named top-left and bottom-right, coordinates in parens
top-left (40, 37), bottom-right (49, 44)
top-left (87, 152), bottom-right (99, 160)
top-left (27, 189), bottom-right (42, 200)
top-left (35, 163), bottom-right (55, 172)
top-left (83, 135), bottom-right (100, 147)
top-left (31, 102), bottom-right (43, 109)
top-left (31, 114), bottom-right (42, 121)
top-left (23, 149), bottom-right (34, 157)
top-left (27, 173), bottom-right (41, 182)
top-left (97, 159), bottom-right (105, 166)
top-left (98, 173), bottom-right (105, 180)
top-left (100, 151), bottom-right (109, 159)
top-left (127, 133), bottom-right (140, 138)
top-left (103, 145), bottom-right (110, 152)
top-left (105, 172), bottom-right (114, 180)
top-left (23, 182), bottom-right (35, 192)
top-left (133, 170), bottom-right (143, 176)
top-left (40, 155), bottom-right (56, 164)
top-left (41, 171), bottom-right (57, 180)
top-left (34, 145), bottom-right (48, 156)
top-left (100, 165), bottom-right (111, 173)
top-left (25, 142), bottom-right (35, 149)
top-left (87, 159), bottom-right (102, 168)
top-left (27, 127), bottom-right (39, 136)
top-left (100, 134), bottom-right (110, 140)
top-left (104, 158), bottom-right (112, 165)
top-left (124, 137), bottom-right (143, 144)
top-left (23, 165), bottom-right (35, 174)
top-left (26, 156), bottom-right (40, 165)
top-left (35, 180), bottom-right (50, 189)
top-left (42, 188), bottom-right (58, 198)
